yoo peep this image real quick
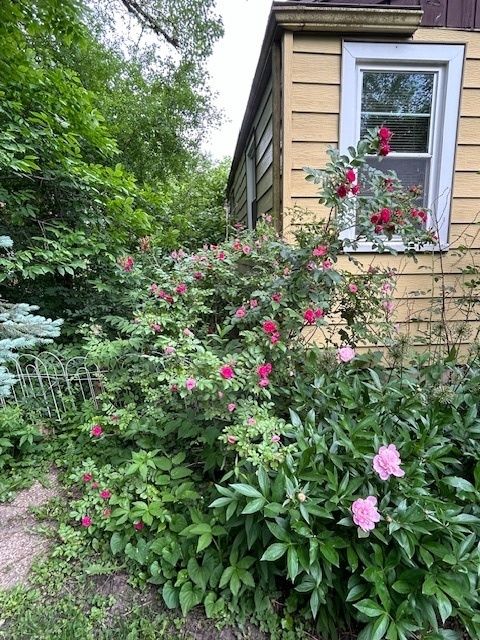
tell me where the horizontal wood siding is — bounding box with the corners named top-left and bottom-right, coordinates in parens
top-left (283, 28), bottom-right (480, 344)
top-left (254, 80), bottom-right (274, 216)
top-left (229, 78), bottom-right (273, 223)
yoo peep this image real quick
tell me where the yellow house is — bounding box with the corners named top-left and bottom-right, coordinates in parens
top-left (227, 0), bottom-right (480, 349)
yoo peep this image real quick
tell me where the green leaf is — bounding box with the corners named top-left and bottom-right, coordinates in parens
top-left (229, 483), bottom-right (263, 498)
top-left (266, 521), bottom-right (289, 542)
top-left (110, 532), bottom-right (124, 555)
top-left (319, 542), bottom-right (339, 567)
top-left (423, 575), bottom-right (436, 596)
top-left (189, 523), bottom-right (211, 536)
top-left (371, 614), bottom-right (390, 640)
top-left (261, 543), bottom-right (288, 562)
top-left (209, 497), bottom-right (233, 508)
top-left (162, 581), bottom-right (179, 609)
top-left (287, 546), bottom-right (299, 581)
top-left (229, 570), bottom-right (241, 597)
top-left (197, 533), bottom-right (212, 553)
top-left (354, 599), bottom-right (385, 618)
top-left (436, 590), bottom-right (452, 623)
top-left (179, 581), bottom-right (202, 616)
top-left (241, 497), bottom-right (266, 514)
top-left (442, 477), bottom-right (476, 493)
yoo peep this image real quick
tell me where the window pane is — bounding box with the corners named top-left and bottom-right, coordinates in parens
top-left (365, 157), bottom-right (430, 207)
top-left (361, 71), bottom-right (434, 153)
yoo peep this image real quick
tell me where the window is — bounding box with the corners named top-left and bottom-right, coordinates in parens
top-left (246, 137), bottom-right (257, 230)
top-left (340, 41), bottom-right (464, 251)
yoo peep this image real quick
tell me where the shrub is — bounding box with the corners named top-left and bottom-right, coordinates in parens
top-left (60, 131), bottom-right (480, 638)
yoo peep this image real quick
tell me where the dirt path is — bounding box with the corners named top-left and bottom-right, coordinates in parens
top-left (0, 470), bottom-right (60, 589)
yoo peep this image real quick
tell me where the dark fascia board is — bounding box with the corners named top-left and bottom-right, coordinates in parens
top-left (227, 1), bottom-right (423, 191)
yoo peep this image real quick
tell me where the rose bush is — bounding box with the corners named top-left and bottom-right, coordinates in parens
top-left (60, 130), bottom-right (480, 638)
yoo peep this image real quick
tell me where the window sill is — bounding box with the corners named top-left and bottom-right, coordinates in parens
top-left (342, 240), bottom-right (449, 254)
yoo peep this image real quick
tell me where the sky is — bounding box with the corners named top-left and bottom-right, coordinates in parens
top-left (204, 0), bottom-right (273, 160)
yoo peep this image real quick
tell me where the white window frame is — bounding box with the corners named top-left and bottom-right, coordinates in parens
top-left (339, 41), bottom-right (464, 252)
top-left (246, 137), bottom-right (256, 230)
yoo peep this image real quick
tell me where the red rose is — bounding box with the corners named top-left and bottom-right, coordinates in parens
top-left (378, 127), bottom-right (392, 142)
top-left (345, 168), bottom-right (356, 183)
top-left (336, 184), bottom-right (348, 198)
top-left (351, 184), bottom-right (360, 195)
top-left (380, 208), bottom-right (392, 224)
top-left (379, 142), bottom-right (391, 157)
top-left (374, 225), bottom-right (383, 234)
top-left (370, 214), bottom-right (380, 225)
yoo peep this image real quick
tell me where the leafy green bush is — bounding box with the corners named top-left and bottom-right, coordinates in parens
top-left (53, 132), bottom-right (480, 638)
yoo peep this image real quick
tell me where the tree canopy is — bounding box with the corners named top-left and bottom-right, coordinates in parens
top-left (0, 0), bottom-right (227, 324)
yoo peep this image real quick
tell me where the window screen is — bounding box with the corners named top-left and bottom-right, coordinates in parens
top-left (360, 71), bottom-right (435, 206)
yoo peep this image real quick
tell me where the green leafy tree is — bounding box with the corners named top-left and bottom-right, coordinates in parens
top-left (0, 0), bottom-right (152, 317)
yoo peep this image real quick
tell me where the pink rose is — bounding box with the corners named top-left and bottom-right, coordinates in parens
top-left (91, 482), bottom-right (99, 489)
top-left (242, 245), bottom-right (252, 255)
top-left (247, 417), bottom-right (256, 426)
top-left (227, 435), bottom-right (238, 445)
top-left (314, 308), bottom-right (324, 319)
top-left (271, 435), bottom-right (281, 443)
top-left (348, 283), bottom-right (358, 294)
top-left (100, 489), bottom-right (111, 500)
top-left (183, 328), bottom-right (194, 338)
top-left (373, 444), bottom-right (405, 481)
top-left (220, 365), bottom-right (235, 380)
top-left (257, 363), bottom-right (272, 378)
top-left (337, 346), bottom-right (355, 363)
top-left (232, 240), bottom-right (242, 251)
top-left (119, 256), bottom-right (134, 272)
top-left (83, 473), bottom-right (93, 483)
top-left (270, 331), bottom-right (280, 344)
top-left (81, 516), bottom-right (92, 528)
top-left (303, 309), bottom-right (316, 325)
top-left (351, 496), bottom-right (380, 532)
top-left (134, 521), bottom-right (144, 531)
top-left (272, 293), bottom-right (282, 303)
top-left (323, 259), bottom-right (333, 270)
top-left (102, 508), bottom-right (111, 518)
top-left (176, 283), bottom-right (187, 295)
top-left (227, 403), bottom-right (237, 413)
top-left (250, 299), bottom-right (259, 308)
top-left (259, 378), bottom-right (269, 387)
top-left (170, 384), bottom-right (179, 393)
top-left (306, 261), bottom-right (316, 272)
top-left (262, 320), bottom-right (277, 334)
top-left (151, 323), bottom-right (162, 334)
top-left (235, 307), bottom-right (246, 318)
top-left (90, 424), bottom-right (103, 437)
top-left (383, 300), bottom-right (394, 315)
top-left (194, 271), bottom-right (203, 280)
top-left (185, 377), bottom-right (197, 391)
top-left (312, 245), bottom-right (328, 257)
top-left (164, 346), bottom-right (175, 355)
top-left (217, 251), bottom-right (226, 261)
